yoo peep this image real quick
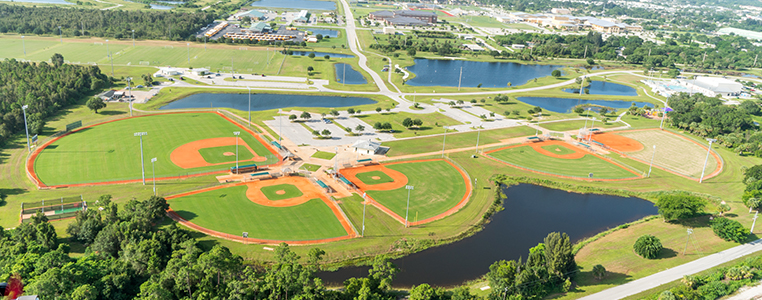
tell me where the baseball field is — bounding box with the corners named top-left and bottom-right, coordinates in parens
top-left (31, 112), bottom-right (279, 186)
top-left (485, 140), bottom-right (640, 180)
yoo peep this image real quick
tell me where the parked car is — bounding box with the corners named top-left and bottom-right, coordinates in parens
top-left (136, 85), bottom-right (144, 88)
top-left (322, 118), bottom-right (332, 124)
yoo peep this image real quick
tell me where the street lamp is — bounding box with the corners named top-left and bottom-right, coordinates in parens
top-left (21, 105), bottom-right (30, 152)
top-left (58, 26), bottom-right (62, 44)
top-left (405, 185), bottom-right (414, 227)
top-left (648, 145), bottom-right (656, 177)
top-left (151, 157), bottom-right (157, 195)
top-left (361, 192), bottom-right (367, 237)
top-left (441, 126), bottom-right (449, 158)
top-left (134, 132), bottom-right (148, 185)
top-left (132, 29), bottom-right (135, 47)
top-left (475, 123), bottom-right (482, 154)
top-left (699, 138), bottom-right (717, 183)
top-left (21, 36), bottom-right (25, 58)
top-left (233, 131), bottom-right (240, 171)
top-left (127, 77), bottom-right (133, 117)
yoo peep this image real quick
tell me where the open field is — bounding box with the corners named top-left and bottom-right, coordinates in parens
top-left (312, 151), bottom-right (337, 160)
top-left (356, 111), bottom-right (463, 138)
top-left (599, 129), bottom-right (719, 178)
top-left (167, 183), bottom-right (348, 241)
top-left (486, 141), bottom-right (640, 179)
top-left (539, 119), bottom-right (622, 132)
top-left (384, 126), bottom-right (537, 156)
top-left (32, 112), bottom-right (278, 186)
top-left (198, 145), bottom-right (254, 164)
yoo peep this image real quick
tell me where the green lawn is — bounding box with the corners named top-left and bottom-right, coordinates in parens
top-left (384, 126), bottom-right (537, 156)
top-left (355, 170), bottom-right (394, 185)
top-left (367, 160), bottom-right (466, 221)
top-left (488, 146), bottom-right (638, 179)
top-left (540, 144), bottom-right (576, 155)
top-left (539, 119), bottom-right (621, 132)
top-left (312, 151), bottom-right (337, 160)
top-left (34, 113), bottom-right (277, 185)
top-left (198, 145), bottom-right (254, 164)
top-left (302, 163), bottom-right (322, 172)
top-left (168, 185), bottom-right (347, 241)
top-left (356, 112), bottom-right (462, 138)
top-left (260, 184), bottom-right (304, 201)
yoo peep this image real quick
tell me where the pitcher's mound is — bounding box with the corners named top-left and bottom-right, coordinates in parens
top-left (223, 152), bottom-right (235, 156)
top-left (275, 190), bottom-right (286, 195)
top-left (554, 148), bottom-right (562, 152)
top-left (371, 176), bottom-right (381, 180)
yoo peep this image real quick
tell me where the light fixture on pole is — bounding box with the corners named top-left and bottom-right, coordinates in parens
top-left (405, 185), bottom-right (414, 227)
top-left (106, 39), bottom-right (114, 76)
top-left (151, 157), bottom-right (157, 196)
top-left (648, 145), bottom-right (656, 177)
top-left (21, 36), bottom-right (26, 58)
top-left (132, 29), bottom-right (135, 47)
top-left (187, 43), bottom-right (190, 65)
top-left (441, 126), bottom-right (449, 158)
top-left (699, 138), bottom-right (717, 183)
top-left (233, 131), bottom-right (241, 171)
top-left (588, 117), bottom-right (596, 143)
top-left (58, 26), bottom-right (62, 44)
top-left (134, 132), bottom-right (148, 185)
top-left (247, 86), bottom-right (252, 126)
top-left (278, 109), bottom-right (282, 144)
top-left (361, 192), bottom-right (367, 237)
top-left (475, 123), bottom-right (482, 154)
top-left (127, 77), bottom-right (133, 117)
top-left (21, 105), bottom-right (30, 152)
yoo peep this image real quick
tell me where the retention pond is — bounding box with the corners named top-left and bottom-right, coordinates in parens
top-left (405, 59), bottom-right (562, 88)
top-left (159, 93), bottom-right (375, 111)
top-left (517, 97), bottom-right (653, 113)
top-left (564, 81), bottom-right (639, 96)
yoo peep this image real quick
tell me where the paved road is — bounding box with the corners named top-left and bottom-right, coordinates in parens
top-left (579, 239), bottom-right (762, 300)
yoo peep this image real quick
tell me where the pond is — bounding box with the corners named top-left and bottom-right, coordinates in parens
top-left (335, 63), bottom-right (367, 85)
top-left (159, 93), bottom-right (375, 111)
top-left (563, 81), bottom-right (639, 96)
top-left (405, 59), bottom-right (562, 88)
top-left (250, 0), bottom-right (335, 10)
top-left (149, 3), bottom-right (172, 9)
top-left (302, 28), bottom-right (339, 38)
top-left (288, 51), bottom-right (354, 58)
top-left (517, 97), bottom-right (653, 114)
top-left (319, 184), bottom-right (657, 287)
top-left (0, 0), bottom-right (73, 4)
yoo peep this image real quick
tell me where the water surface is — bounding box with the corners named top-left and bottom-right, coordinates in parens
top-left (405, 58), bottom-right (562, 88)
top-left (319, 184), bottom-right (657, 287)
top-left (564, 81), bottom-right (638, 96)
top-left (303, 28), bottom-right (339, 38)
top-left (289, 51), bottom-right (354, 58)
top-left (250, 0), bottom-right (335, 10)
top-left (335, 63), bottom-right (367, 85)
top-left (160, 93), bottom-right (375, 111)
top-left (517, 97), bottom-right (652, 113)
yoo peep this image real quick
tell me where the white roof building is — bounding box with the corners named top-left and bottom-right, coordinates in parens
top-left (680, 77), bottom-right (744, 97)
top-left (352, 139), bottom-right (382, 154)
top-left (191, 68), bottom-right (210, 75)
top-left (159, 67), bottom-right (182, 76)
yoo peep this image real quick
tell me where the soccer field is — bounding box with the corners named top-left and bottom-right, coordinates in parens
top-left (487, 144), bottom-right (639, 179)
top-left (168, 184), bottom-right (348, 241)
top-left (365, 160), bottom-right (468, 221)
top-left (33, 112), bottom-right (278, 186)
top-left (615, 130), bottom-right (719, 178)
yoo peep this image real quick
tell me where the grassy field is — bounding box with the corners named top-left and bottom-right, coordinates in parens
top-left (617, 130), bottom-right (717, 178)
top-left (312, 151), bottom-right (337, 160)
top-left (540, 144), bottom-right (576, 155)
top-left (488, 145), bottom-right (639, 179)
top-left (302, 163), bottom-right (322, 172)
top-left (356, 111), bottom-right (462, 138)
top-left (198, 145), bottom-right (254, 164)
top-left (34, 113), bottom-right (277, 185)
top-left (355, 170), bottom-right (393, 185)
top-left (539, 119), bottom-right (622, 132)
top-left (384, 126), bottom-right (537, 156)
top-left (367, 160), bottom-right (466, 221)
top-left (168, 185), bottom-right (347, 240)
top-left (260, 184), bottom-right (303, 201)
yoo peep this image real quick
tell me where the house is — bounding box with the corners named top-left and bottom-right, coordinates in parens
top-left (495, 15), bottom-right (512, 23)
top-left (98, 90), bottom-right (116, 101)
top-left (461, 44), bottom-right (484, 51)
top-left (294, 10), bottom-right (310, 23)
top-left (306, 36), bottom-right (319, 43)
top-left (586, 18), bottom-right (628, 33)
top-left (352, 139), bottom-right (382, 154)
top-left (511, 44), bottom-right (526, 49)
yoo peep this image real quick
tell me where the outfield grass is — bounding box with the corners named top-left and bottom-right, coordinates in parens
top-left (198, 145), bottom-right (254, 164)
top-left (355, 170), bottom-right (393, 185)
top-left (384, 126), bottom-right (537, 156)
top-left (367, 160), bottom-right (466, 221)
top-left (539, 119), bottom-right (622, 132)
top-left (302, 163), bottom-right (322, 172)
top-left (356, 112), bottom-right (462, 138)
top-left (260, 184), bottom-right (303, 201)
top-left (540, 144), bottom-right (576, 155)
top-left (488, 146), bottom-right (638, 179)
top-left (168, 185), bottom-right (347, 240)
top-left (34, 113), bottom-right (277, 185)
top-left (312, 151), bottom-right (337, 160)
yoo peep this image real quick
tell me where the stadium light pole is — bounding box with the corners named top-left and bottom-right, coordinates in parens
top-left (21, 105), bottom-right (30, 152)
top-left (234, 131), bottom-right (241, 171)
top-left (106, 39), bottom-right (114, 76)
top-left (187, 43), bottom-right (190, 66)
top-left (699, 138), bottom-right (717, 183)
top-left (132, 30), bottom-right (135, 47)
top-left (59, 26), bottom-right (62, 44)
top-left (441, 126), bottom-right (449, 158)
top-left (127, 77), bottom-right (133, 117)
top-left (648, 145), bottom-right (656, 177)
top-left (134, 132), bottom-right (148, 185)
top-left (247, 87), bottom-right (252, 126)
top-left (361, 192), bottom-right (367, 237)
top-left (21, 36), bottom-right (26, 58)
top-left (404, 185), bottom-right (414, 227)
top-left (475, 123), bottom-right (482, 154)
top-left (588, 117), bottom-right (596, 143)
top-left (151, 157), bottom-right (157, 196)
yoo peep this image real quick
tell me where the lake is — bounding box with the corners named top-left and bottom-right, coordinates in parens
top-left (405, 59), bottom-right (562, 88)
top-left (303, 28), bottom-right (339, 38)
top-left (250, 0), bottom-right (335, 10)
top-left (159, 93), bottom-right (375, 111)
top-left (319, 184), bottom-right (657, 287)
top-left (517, 97), bottom-right (653, 113)
top-left (564, 81), bottom-right (639, 96)
top-left (335, 63), bottom-right (367, 85)
top-left (289, 51), bottom-right (354, 58)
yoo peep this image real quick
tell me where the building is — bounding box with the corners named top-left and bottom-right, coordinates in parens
top-left (250, 21), bottom-right (271, 33)
top-left (585, 18), bottom-right (641, 33)
top-left (680, 77), bottom-right (744, 97)
top-left (159, 67), bottom-right (182, 76)
top-left (191, 68), bottom-right (209, 76)
top-left (352, 139), bottom-right (382, 154)
top-left (294, 10), bottom-right (310, 23)
top-left (368, 10), bottom-right (437, 24)
top-left (461, 44), bottom-right (485, 51)
top-left (234, 9), bottom-right (265, 21)
top-left (495, 15), bottom-right (512, 23)
top-left (551, 8), bottom-right (571, 15)
top-left (385, 16), bottom-right (428, 26)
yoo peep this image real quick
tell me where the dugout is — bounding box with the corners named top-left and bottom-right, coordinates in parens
top-left (231, 163), bottom-right (258, 174)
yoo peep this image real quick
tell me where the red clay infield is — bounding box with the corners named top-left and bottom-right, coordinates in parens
top-left (340, 164), bottom-right (409, 191)
top-left (592, 133), bottom-right (644, 152)
top-left (170, 137), bottom-right (267, 169)
top-left (164, 176), bottom-right (356, 245)
top-left (528, 140), bottom-right (585, 159)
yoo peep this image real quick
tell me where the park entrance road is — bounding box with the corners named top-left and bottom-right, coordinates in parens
top-left (578, 238), bottom-right (762, 299)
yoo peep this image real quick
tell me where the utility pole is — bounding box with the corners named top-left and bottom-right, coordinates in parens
top-left (361, 192), bottom-right (367, 237)
top-left (127, 77), bottom-right (133, 117)
top-left (405, 185), bottom-right (414, 227)
top-left (234, 131), bottom-right (241, 171)
top-left (231, 57), bottom-right (235, 78)
top-left (702, 52), bottom-right (707, 63)
top-left (134, 132), bottom-right (148, 185)
top-left (106, 39), bottom-right (114, 76)
top-left (648, 145), bottom-right (656, 177)
top-left (187, 43), bottom-right (190, 65)
top-left (132, 29), bottom-right (135, 47)
top-left (22, 105), bottom-right (30, 152)
top-left (458, 66), bottom-right (463, 91)
top-left (752, 210), bottom-right (759, 234)
top-left (475, 123), bottom-right (482, 154)
top-left (583, 45), bottom-right (587, 58)
top-left (151, 157), bottom-right (157, 196)
top-left (699, 138), bottom-right (716, 183)
top-left (441, 126), bottom-right (449, 158)
top-left (755, 54), bottom-right (759, 68)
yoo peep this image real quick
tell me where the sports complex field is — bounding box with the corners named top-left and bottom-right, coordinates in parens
top-left (593, 129), bottom-right (721, 179)
top-left (166, 176), bottom-right (354, 243)
top-left (485, 140), bottom-right (641, 180)
top-left (340, 159), bottom-right (471, 225)
top-left (30, 112), bottom-right (280, 186)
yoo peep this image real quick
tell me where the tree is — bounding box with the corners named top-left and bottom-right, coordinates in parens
top-left (316, 34), bottom-right (323, 40)
top-left (289, 114), bottom-right (297, 122)
top-left (655, 194), bottom-right (706, 221)
top-left (344, 127), bottom-right (352, 134)
top-left (376, 107), bottom-right (382, 113)
top-left (413, 119), bottom-right (423, 127)
top-left (487, 260), bottom-right (517, 291)
top-left (52, 53), bottom-right (65, 68)
top-left (355, 125), bottom-right (365, 132)
top-left (306, 66), bottom-right (314, 75)
top-left (407, 48), bottom-right (417, 57)
top-left (600, 107), bottom-right (609, 115)
top-left (711, 218), bottom-right (748, 243)
top-left (586, 57), bottom-right (595, 65)
top-left (86, 97), bottom-right (106, 114)
top-left (308, 52), bottom-right (316, 59)
top-left (347, 108), bottom-right (355, 114)
top-left (300, 111), bottom-right (311, 120)
top-left (744, 165), bottom-right (762, 183)
top-left (0, 193), bottom-right (6, 206)
top-left (544, 232), bottom-right (576, 278)
top-left (330, 110), bottom-right (340, 117)
top-left (551, 69), bottom-right (562, 78)
top-left (592, 264), bottom-right (606, 280)
top-left (512, 110), bottom-right (520, 116)
top-left (312, 130), bottom-right (320, 137)
top-left (477, 83), bottom-right (482, 88)
top-left (633, 234), bottom-right (663, 259)
top-left (574, 107), bottom-right (585, 114)
top-left (402, 118), bottom-right (414, 128)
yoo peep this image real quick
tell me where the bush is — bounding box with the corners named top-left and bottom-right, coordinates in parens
top-left (655, 194), bottom-right (706, 221)
top-left (633, 234), bottom-right (662, 259)
top-left (710, 217), bottom-right (748, 243)
top-left (592, 264), bottom-right (606, 280)
top-left (725, 265), bottom-right (753, 280)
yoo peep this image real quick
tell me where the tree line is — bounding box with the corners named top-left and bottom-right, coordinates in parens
top-left (0, 5), bottom-right (215, 40)
top-left (0, 55), bottom-right (109, 147)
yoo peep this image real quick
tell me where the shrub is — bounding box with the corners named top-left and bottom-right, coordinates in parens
top-left (710, 217), bottom-right (748, 243)
top-left (655, 193), bottom-right (706, 221)
top-left (592, 264), bottom-right (606, 280)
top-left (725, 265), bottom-right (753, 280)
top-left (633, 234), bottom-right (662, 259)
